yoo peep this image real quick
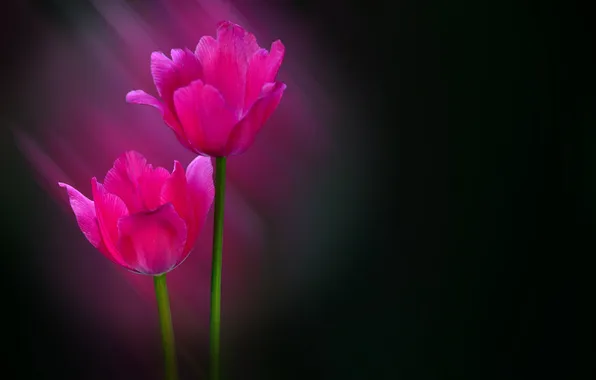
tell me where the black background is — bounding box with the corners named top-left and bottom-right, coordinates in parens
top-left (1, 0), bottom-right (594, 379)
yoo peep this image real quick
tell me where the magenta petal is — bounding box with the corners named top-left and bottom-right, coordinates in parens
top-left (150, 52), bottom-right (177, 100)
top-left (103, 151), bottom-right (149, 212)
top-left (244, 40), bottom-right (285, 110)
top-left (59, 182), bottom-right (125, 266)
top-left (199, 21), bottom-right (259, 111)
top-left (170, 48), bottom-right (203, 87)
top-left (126, 90), bottom-right (189, 146)
top-left (91, 177), bottom-right (130, 267)
top-left (185, 155), bottom-right (215, 240)
top-left (225, 82), bottom-right (286, 155)
top-left (173, 80), bottom-right (238, 156)
top-left (117, 203), bottom-right (187, 275)
top-left (161, 161), bottom-right (188, 220)
top-left (58, 182), bottom-right (102, 248)
top-left (243, 49), bottom-right (269, 111)
top-left (125, 89), bottom-right (163, 110)
top-left (264, 40), bottom-right (285, 82)
top-left (186, 155), bottom-right (215, 207)
top-left (195, 35), bottom-right (218, 68)
top-left (151, 50), bottom-right (202, 106)
top-left (138, 166), bottom-right (170, 211)
top-left (197, 85), bottom-right (239, 152)
top-left (173, 80), bottom-right (206, 153)
top-left (215, 21), bottom-right (260, 58)
top-left (161, 161), bottom-right (196, 253)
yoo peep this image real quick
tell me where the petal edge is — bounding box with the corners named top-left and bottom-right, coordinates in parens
top-left (58, 182), bottom-right (102, 248)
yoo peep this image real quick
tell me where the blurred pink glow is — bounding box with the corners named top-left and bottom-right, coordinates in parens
top-left (15, 0), bottom-right (334, 374)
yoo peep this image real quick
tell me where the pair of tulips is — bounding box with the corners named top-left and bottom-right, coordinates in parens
top-left (59, 21), bottom-right (285, 380)
top-left (61, 21), bottom-right (284, 276)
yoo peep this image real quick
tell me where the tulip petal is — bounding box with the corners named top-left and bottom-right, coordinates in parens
top-left (173, 80), bottom-right (206, 153)
top-left (216, 21), bottom-right (260, 61)
top-left (225, 82), bottom-right (286, 155)
top-left (173, 80), bottom-right (238, 156)
top-left (91, 177), bottom-right (130, 268)
top-left (161, 161), bottom-right (188, 220)
top-left (125, 89), bottom-right (163, 110)
top-left (126, 90), bottom-right (192, 149)
top-left (151, 52), bottom-right (175, 99)
top-left (117, 203), bottom-right (187, 275)
top-left (195, 35), bottom-right (218, 68)
top-left (185, 155), bottom-right (215, 243)
top-left (151, 50), bottom-right (202, 106)
top-left (58, 182), bottom-right (102, 248)
top-left (244, 40), bottom-right (285, 111)
top-left (198, 85), bottom-right (239, 151)
top-left (197, 21), bottom-right (259, 112)
top-left (59, 182), bottom-right (127, 266)
top-left (103, 151), bottom-right (149, 212)
top-left (264, 40), bottom-right (285, 82)
top-left (161, 161), bottom-right (197, 253)
top-left (170, 48), bottom-right (203, 88)
top-left (138, 166), bottom-right (170, 211)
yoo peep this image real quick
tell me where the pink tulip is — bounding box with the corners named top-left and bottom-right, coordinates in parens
top-left (59, 151), bottom-right (214, 275)
top-left (126, 21), bottom-right (286, 157)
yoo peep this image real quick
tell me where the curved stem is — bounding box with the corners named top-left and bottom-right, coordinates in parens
top-left (210, 156), bottom-right (226, 380)
top-left (154, 274), bottom-right (178, 380)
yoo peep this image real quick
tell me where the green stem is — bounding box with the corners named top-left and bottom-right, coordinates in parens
top-left (154, 274), bottom-right (178, 380)
top-left (210, 156), bottom-right (226, 380)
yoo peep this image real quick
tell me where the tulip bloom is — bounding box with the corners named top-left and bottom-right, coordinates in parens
top-left (126, 21), bottom-right (286, 157)
top-left (59, 151), bottom-right (214, 275)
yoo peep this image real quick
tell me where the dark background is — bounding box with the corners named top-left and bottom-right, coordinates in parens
top-left (1, 0), bottom-right (594, 379)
